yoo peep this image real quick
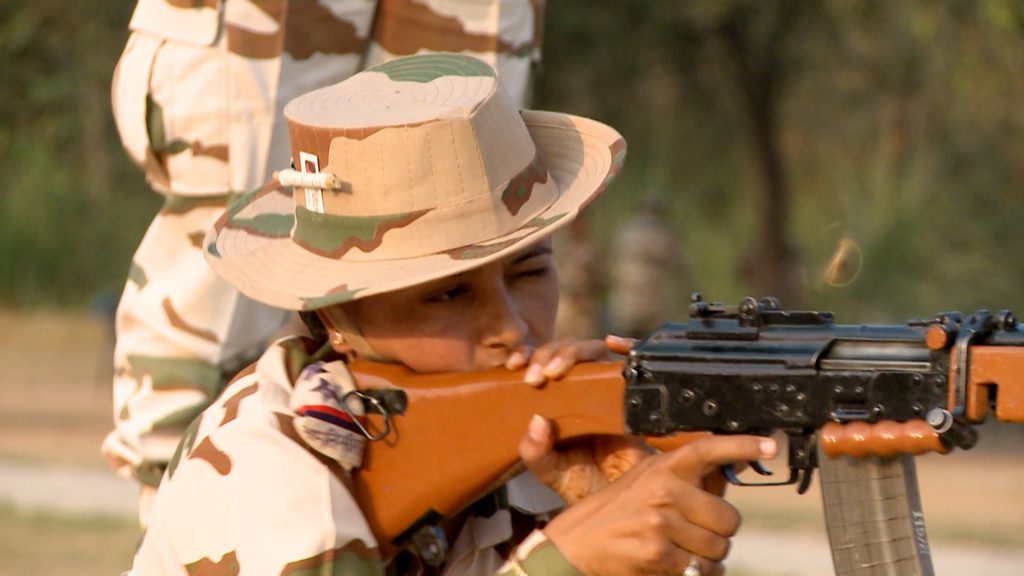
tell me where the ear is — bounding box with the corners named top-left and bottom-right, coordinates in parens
top-left (317, 304), bottom-right (387, 361)
top-left (316, 307), bottom-right (355, 356)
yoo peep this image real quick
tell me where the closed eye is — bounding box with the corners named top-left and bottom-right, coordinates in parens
top-left (514, 265), bottom-right (551, 279)
top-left (426, 283), bottom-right (469, 303)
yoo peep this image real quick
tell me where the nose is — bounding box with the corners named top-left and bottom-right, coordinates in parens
top-left (479, 280), bottom-right (529, 350)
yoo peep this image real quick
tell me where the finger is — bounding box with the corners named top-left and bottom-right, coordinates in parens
top-left (697, 557), bottom-right (727, 576)
top-left (594, 436), bottom-right (652, 482)
top-left (666, 435), bottom-right (778, 483)
top-left (569, 338), bottom-right (613, 363)
top-left (604, 334), bottom-right (637, 355)
top-left (636, 476), bottom-right (741, 543)
top-left (537, 339), bottom-right (610, 382)
top-left (705, 560), bottom-right (726, 576)
top-left (674, 484), bottom-right (742, 540)
top-left (633, 533), bottom-right (691, 575)
top-left (668, 519), bottom-right (732, 563)
top-left (505, 344), bottom-right (531, 370)
top-left (542, 346), bottom-right (578, 380)
top-left (523, 339), bottom-right (574, 385)
top-left (631, 510), bottom-right (729, 571)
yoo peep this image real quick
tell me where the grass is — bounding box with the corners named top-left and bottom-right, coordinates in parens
top-left (0, 503), bottom-right (139, 576)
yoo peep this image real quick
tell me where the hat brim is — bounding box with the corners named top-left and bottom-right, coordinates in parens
top-left (204, 110), bottom-right (626, 311)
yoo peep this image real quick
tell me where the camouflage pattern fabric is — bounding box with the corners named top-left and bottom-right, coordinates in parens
top-left (104, 0), bottom-right (545, 504)
top-left (128, 336), bottom-right (577, 576)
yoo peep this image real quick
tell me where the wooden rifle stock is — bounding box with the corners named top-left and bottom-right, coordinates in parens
top-left (348, 359), bottom-right (629, 555)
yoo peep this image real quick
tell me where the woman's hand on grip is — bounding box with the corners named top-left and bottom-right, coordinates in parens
top-left (522, 427), bottom-right (777, 576)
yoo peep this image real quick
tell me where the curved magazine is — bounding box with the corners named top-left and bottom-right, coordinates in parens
top-left (818, 448), bottom-right (935, 576)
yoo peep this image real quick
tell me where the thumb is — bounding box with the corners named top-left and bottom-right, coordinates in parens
top-left (518, 415), bottom-right (560, 486)
top-left (604, 334), bottom-right (637, 355)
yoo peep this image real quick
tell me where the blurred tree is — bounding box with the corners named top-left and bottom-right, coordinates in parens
top-left (680, 0), bottom-right (818, 306)
top-left (538, 0), bottom-right (1024, 321)
top-left (0, 0), bottom-right (155, 307)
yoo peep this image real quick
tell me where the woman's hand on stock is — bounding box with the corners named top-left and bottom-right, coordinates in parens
top-left (522, 426), bottom-right (777, 576)
top-left (505, 337), bottom-right (612, 386)
top-left (507, 335), bottom-right (650, 502)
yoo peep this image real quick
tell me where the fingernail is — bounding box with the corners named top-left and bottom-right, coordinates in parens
top-left (543, 356), bottom-right (565, 377)
top-left (528, 414), bottom-right (547, 442)
top-left (760, 438), bottom-right (778, 458)
top-left (506, 350), bottom-right (527, 369)
top-left (524, 364), bottom-right (544, 385)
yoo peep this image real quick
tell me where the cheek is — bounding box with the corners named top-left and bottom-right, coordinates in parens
top-left (361, 318), bottom-right (479, 373)
top-left (519, 275), bottom-right (560, 341)
top-left (403, 338), bottom-right (475, 372)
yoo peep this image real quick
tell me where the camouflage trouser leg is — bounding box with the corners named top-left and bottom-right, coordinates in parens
top-left (103, 196), bottom-right (292, 491)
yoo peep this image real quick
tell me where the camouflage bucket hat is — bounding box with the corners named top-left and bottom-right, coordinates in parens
top-left (204, 53), bottom-right (626, 311)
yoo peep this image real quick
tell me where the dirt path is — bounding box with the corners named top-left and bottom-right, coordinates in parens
top-left (2, 458), bottom-right (1022, 576)
top-left (0, 460), bottom-right (136, 518)
top-left (729, 529), bottom-right (1024, 576)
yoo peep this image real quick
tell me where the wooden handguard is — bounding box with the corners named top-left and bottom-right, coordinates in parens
top-left (819, 420), bottom-right (949, 459)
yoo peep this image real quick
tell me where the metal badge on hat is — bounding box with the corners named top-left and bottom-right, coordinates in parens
top-left (300, 151), bottom-right (324, 214)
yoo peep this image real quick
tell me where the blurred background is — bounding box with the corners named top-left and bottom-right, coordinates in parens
top-left (1, 0), bottom-right (1023, 574)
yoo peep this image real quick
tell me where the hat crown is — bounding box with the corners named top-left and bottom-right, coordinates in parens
top-left (282, 54), bottom-right (558, 261)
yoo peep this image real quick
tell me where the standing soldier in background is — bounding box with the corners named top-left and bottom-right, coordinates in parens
top-left (553, 216), bottom-right (607, 339)
top-left (608, 194), bottom-right (690, 338)
top-left (104, 0), bottom-right (545, 527)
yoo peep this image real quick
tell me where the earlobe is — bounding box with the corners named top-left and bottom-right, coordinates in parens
top-left (329, 330), bottom-right (353, 355)
top-left (317, 309), bottom-right (355, 356)
top-left (317, 305), bottom-right (384, 361)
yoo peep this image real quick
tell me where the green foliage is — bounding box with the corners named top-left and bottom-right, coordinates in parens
top-left (0, 0), bottom-right (157, 307)
top-left (537, 0), bottom-right (1024, 322)
top-left (3, 0), bottom-right (1024, 321)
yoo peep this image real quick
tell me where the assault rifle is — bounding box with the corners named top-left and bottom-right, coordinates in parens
top-left (348, 295), bottom-right (1024, 575)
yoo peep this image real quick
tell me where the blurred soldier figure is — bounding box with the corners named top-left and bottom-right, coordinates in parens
top-left (554, 216), bottom-right (607, 339)
top-left (608, 194), bottom-right (689, 338)
top-left (105, 0), bottom-right (545, 527)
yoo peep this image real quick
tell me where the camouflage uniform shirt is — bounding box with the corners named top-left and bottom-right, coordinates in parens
top-left (129, 336), bottom-right (581, 576)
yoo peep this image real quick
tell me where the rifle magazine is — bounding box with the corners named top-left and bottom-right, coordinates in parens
top-left (818, 447), bottom-right (935, 576)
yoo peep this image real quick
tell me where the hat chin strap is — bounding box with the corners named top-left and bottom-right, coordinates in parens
top-left (319, 306), bottom-right (387, 363)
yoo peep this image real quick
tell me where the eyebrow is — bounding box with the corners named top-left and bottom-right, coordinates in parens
top-left (512, 244), bottom-right (553, 264)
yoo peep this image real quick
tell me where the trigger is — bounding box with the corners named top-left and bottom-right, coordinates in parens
top-left (721, 464), bottom-right (742, 485)
top-left (750, 460), bottom-right (774, 476)
top-left (721, 461), bottom-right (773, 485)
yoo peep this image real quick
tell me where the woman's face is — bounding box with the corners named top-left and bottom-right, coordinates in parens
top-left (337, 238), bottom-right (559, 373)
